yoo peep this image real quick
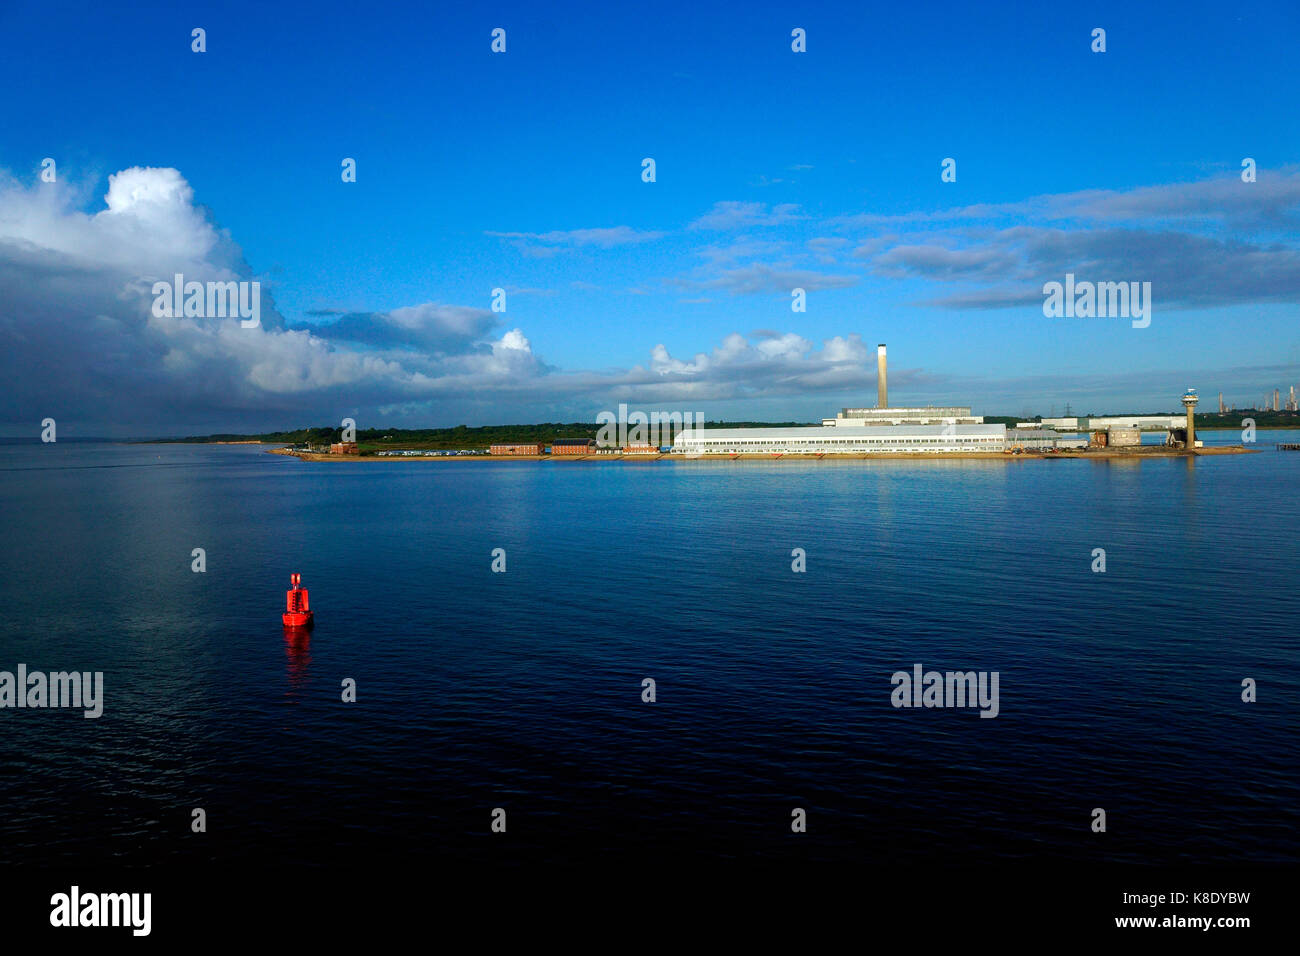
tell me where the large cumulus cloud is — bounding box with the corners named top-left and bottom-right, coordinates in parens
top-left (0, 167), bottom-right (889, 433)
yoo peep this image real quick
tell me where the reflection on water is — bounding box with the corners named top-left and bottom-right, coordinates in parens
top-left (282, 627), bottom-right (312, 697)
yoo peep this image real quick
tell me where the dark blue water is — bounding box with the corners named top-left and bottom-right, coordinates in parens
top-left (1, 436), bottom-right (1296, 866)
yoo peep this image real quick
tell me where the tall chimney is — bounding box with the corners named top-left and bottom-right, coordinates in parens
top-left (877, 343), bottom-right (888, 408)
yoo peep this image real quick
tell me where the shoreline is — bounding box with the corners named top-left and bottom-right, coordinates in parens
top-left (267, 446), bottom-right (1258, 463)
top-left (137, 424), bottom-right (1300, 447)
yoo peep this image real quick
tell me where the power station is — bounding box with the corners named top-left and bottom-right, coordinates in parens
top-left (673, 343), bottom-right (1054, 455)
top-left (670, 344), bottom-right (1210, 456)
top-left (824, 344), bottom-right (985, 427)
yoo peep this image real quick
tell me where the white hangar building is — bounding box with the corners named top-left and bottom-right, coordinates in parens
top-left (670, 423), bottom-right (1010, 455)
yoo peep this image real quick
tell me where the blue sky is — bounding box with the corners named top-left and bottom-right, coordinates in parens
top-left (2, 0), bottom-right (1299, 434)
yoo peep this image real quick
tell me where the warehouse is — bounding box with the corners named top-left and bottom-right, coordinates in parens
top-left (489, 443), bottom-right (541, 456)
top-left (551, 439), bottom-right (596, 455)
top-left (1002, 429), bottom-right (1060, 452)
top-left (671, 424), bottom-right (1009, 455)
top-left (828, 405), bottom-right (984, 426)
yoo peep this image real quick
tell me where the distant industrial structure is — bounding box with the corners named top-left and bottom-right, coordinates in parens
top-left (1191, 385), bottom-right (1298, 414)
top-left (675, 344), bottom-right (1073, 455)
top-left (1035, 415), bottom-right (1182, 432)
top-left (1027, 390), bottom-right (1202, 449)
top-left (670, 344), bottom-right (1215, 455)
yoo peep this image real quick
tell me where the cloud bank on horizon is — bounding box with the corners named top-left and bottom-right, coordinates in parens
top-left (3, 164), bottom-right (1300, 435)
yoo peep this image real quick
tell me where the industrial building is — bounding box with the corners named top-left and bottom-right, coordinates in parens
top-left (665, 343), bottom-right (1207, 456)
top-left (824, 406), bottom-right (984, 427)
top-left (1032, 413), bottom-right (1199, 450)
top-left (669, 343), bottom-right (1010, 454)
top-left (1107, 426), bottom-right (1141, 447)
top-left (672, 423), bottom-right (1008, 455)
top-left (672, 343), bottom-right (1013, 454)
top-left (1036, 391), bottom-right (1203, 449)
top-left (551, 439), bottom-right (596, 455)
top-left (1034, 415), bottom-right (1182, 432)
top-left (1003, 429), bottom-right (1064, 451)
top-left (489, 443), bottom-right (542, 456)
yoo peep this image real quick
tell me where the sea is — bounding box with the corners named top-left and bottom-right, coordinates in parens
top-left (0, 432), bottom-right (1296, 867)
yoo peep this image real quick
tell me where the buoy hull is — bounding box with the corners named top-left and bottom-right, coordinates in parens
top-left (283, 574), bottom-right (313, 628)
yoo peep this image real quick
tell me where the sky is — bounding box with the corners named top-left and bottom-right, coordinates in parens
top-left (2, 0), bottom-right (1299, 436)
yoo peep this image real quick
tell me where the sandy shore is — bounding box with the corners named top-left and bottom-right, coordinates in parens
top-left (268, 446), bottom-right (1256, 463)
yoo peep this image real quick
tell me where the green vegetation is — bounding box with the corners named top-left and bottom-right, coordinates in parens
top-left (1182, 410), bottom-right (1299, 429)
top-left (162, 421), bottom-right (821, 451)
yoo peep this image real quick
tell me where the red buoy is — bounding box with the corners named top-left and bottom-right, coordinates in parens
top-left (282, 572), bottom-right (314, 628)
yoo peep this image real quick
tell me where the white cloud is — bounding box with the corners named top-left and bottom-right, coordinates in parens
top-left (0, 165), bottom-right (227, 274)
top-left (689, 201), bottom-right (803, 230)
top-left (676, 263), bottom-right (858, 294)
top-left (0, 167), bottom-right (897, 431)
top-left (486, 225), bottom-right (664, 254)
